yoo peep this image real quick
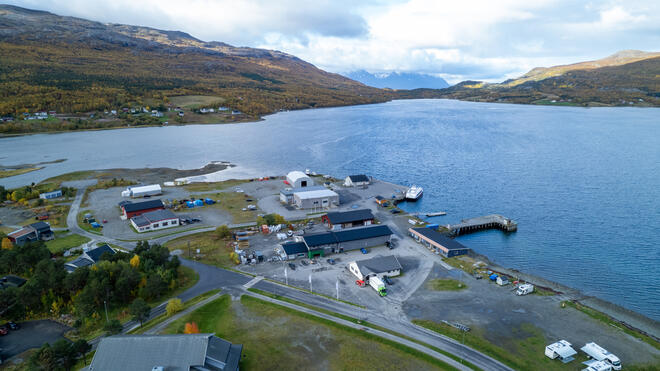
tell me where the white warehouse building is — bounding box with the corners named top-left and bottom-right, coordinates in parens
top-left (286, 171), bottom-right (313, 188)
top-left (293, 188), bottom-right (339, 209)
top-left (121, 184), bottom-right (162, 198)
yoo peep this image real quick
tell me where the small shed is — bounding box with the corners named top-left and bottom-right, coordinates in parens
top-left (39, 189), bottom-right (63, 199)
top-left (496, 276), bottom-right (509, 286)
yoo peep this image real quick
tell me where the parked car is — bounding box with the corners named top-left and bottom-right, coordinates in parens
top-left (4, 322), bottom-right (18, 331)
top-left (390, 209), bottom-right (401, 214)
top-left (326, 258), bottom-right (336, 265)
top-left (383, 276), bottom-right (393, 285)
top-left (360, 248), bottom-right (368, 254)
top-left (288, 263), bottom-right (296, 270)
top-left (287, 230), bottom-right (294, 237)
top-left (300, 260), bottom-right (309, 266)
top-left (191, 218), bottom-right (201, 223)
top-left (0, 326), bottom-right (8, 336)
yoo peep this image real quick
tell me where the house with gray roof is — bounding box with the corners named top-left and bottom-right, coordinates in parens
top-left (344, 174), bottom-right (370, 187)
top-left (65, 244), bottom-right (116, 273)
top-left (302, 224), bottom-right (393, 258)
top-left (348, 255), bottom-right (402, 281)
top-left (130, 209), bottom-right (179, 233)
top-left (89, 334), bottom-right (242, 371)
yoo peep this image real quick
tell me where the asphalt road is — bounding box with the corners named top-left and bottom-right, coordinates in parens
top-left (0, 320), bottom-right (71, 360)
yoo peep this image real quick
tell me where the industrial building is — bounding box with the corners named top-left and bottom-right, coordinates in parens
top-left (344, 174), bottom-right (370, 187)
top-left (322, 209), bottom-right (374, 230)
top-left (121, 184), bottom-right (162, 198)
top-left (121, 199), bottom-right (165, 219)
top-left (130, 209), bottom-right (179, 233)
top-left (286, 171), bottom-right (313, 188)
top-left (39, 189), bottom-right (62, 199)
top-left (293, 188), bottom-right (339, 209)
top-left (279, 185), bottom-right (326, 204)
top-left (303, 224), bottom-right (393, 258)
top-left (279, 241), bottom-right (308, 260)
top-left (349, 255), bottom-right (402, 281)
top-left (409, 227), bottom-right (470, 257)
top-left (90, 334), bottom-right (242, 371)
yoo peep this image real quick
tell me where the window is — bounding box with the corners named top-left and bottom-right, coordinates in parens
top-left (162, 221), bottom-right (168, 226)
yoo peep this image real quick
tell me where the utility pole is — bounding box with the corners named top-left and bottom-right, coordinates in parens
top-left (188, 241), bottom-right (191, 258)
top-left (284, 267), bottom-right (288, 286)
top-left (104, 300), bottom-right (109, 322)
top-left (336, 278), bottom-right (339, 300)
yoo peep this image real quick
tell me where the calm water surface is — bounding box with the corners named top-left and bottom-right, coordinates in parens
top-left (2, 99), bottom-right (659, 320)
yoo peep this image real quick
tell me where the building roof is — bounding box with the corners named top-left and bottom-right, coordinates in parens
top-left (8, 227), bottom-right (35, 238)
top-left (281, 241), bottom-right (308, 255)
top-left (142, 209), bottom-right (178, 223)
top-left (304, 225), bottom-right (392, 247)
top-left (347, 174), bottom-right (369, 183)
top-left (40, 190), bottom-right (62, 196)
top-left (325, 209), bottom-right (374, 225)
top-left (29, 221), bottom-right (51, 232)
top-left (90, 334), bottom-right (241, 371)
top-left (294, 189), bottom-right (338, 200)
top-left (410, 228), bottom-right (470, 251)
top-left (335, 224), bottom-right (392, 242)
top-left (86, 244), bottom-right (116, 263)
top-left (65, 256), bottom-right (94, 272)
top-left (127, 184), bottom-right (161, 193)
top-left (131, 215), bottom-right (150, 227)
top-left (122, 199), bottom-right (164, 213)
top-left (355, 255), bottom-right (402, 276)
top-left (0, 275), bottom-right (27, 289)
top-left (280, 185), bottom-right (325, 196)
top-left (286, 171), bottom-right (310, 183)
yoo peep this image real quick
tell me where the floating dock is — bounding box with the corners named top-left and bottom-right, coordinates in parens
top-left (447, 214), bottom-right (517, 236)
top-left (426, 211), bottom-right (447, 217)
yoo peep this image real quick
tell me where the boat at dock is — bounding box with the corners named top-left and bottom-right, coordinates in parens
top-left (405, 185), bottom-right (423, 201)
top-left (426, 211), bottom-right (447, 217)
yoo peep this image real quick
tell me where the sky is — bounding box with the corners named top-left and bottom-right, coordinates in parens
top-left (6, 0), bottom-right (660, 83)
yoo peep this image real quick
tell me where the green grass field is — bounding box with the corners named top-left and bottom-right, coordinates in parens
top-left (169, 95), bottom-right (225, 109)
top-left (164, 231), bottom-right (236, 268)
top-left (163, 295), bottom-right (453, 370)
top-left (0, 167), bottom-right (43, 178)
top-left (426, 279), bottom-right (467, 291)
top-left (45, 233), bottom-right (90, 255)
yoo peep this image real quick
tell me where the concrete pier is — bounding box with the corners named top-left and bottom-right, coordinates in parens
top-left (447, 214), bottom-right (517, 236)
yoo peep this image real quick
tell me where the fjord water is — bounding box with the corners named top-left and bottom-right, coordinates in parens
top-left (2, 99), bottom-right (659, 320)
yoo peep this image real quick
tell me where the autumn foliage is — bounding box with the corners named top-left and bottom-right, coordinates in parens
top-left (184, 322), bottom-right (200, 334)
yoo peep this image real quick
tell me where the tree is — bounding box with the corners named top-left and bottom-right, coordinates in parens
top-left (129, 298), bottom-right (151, 327)
top-left (51, 338), bottom-right (76, 370)
top-left (129, 254), bottom-right (140, 268)
top-left (166, 298), bottom-right (184, 316)
top-left (72, 339), bottom-right (92, 366)
top-left (103, 319), bottom-right (123, 335)
top-left (214, 225), bottom-right (231, 240)
top-left (1, 237), bottom-right (12, 250)
top-left (184, 322), bottom-right (200, 334)
top-left (141, 274), bottom-right (166, 301)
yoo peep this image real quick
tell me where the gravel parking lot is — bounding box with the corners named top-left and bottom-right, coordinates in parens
top-left (0, 320), bottom-right (71, 361)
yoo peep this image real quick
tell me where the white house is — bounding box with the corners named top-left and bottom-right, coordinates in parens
top-left (286, 171), bottom-right (313, 188)
top-left (293, 188), bottom-right (338, 209)
top-left (348, 255), bottom-right (402, 281)
top-left (130, 210), bottom-right (179, 233)
top-left (344, 174), bottom-right (370, 187)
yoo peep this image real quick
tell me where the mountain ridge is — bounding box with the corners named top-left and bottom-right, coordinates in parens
top-left (344, 70), bottom-right (450, 90)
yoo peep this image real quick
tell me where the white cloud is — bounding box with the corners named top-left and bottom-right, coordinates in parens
top-left (5, 0), bottom-right (660, 83)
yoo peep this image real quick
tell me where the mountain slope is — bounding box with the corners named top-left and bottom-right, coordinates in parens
top-left (408, 52), bottom-right (660, 107)
top-left (344, 70), bottom-right (449, 90)
top-left (0, 5), bottom-right (390, 118)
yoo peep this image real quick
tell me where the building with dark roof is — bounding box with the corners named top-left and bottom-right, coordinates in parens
top-left (0, 275), bottom-right (27, 289)
top-left (344, 174), bottom-right (370, 187)
top-left (409, 227), bottom-right (470, 257)
top-left (65, 244), bottom-right (116, 273)
top-left (322, 209), bottom-right (375, 230)
top-left (349, 255), bottom-right (403, 281)
top-left (302, 224), bottom-right (393, 258)
top-left (30, 221), bottom-right (53, 240)
top-left (280, 241), bottom-right (308, 260)
top-left (7, 222), bottom-right (53, 245)
top-left (121, 199), bottom-right (165, 219)
top-left (130, 209), bottom-right (179, 233)
top-left (89, 334), bottom-right (242, 371)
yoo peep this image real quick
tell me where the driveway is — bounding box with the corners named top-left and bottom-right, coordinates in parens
top-left (0, 320), bottom-right (71, 360)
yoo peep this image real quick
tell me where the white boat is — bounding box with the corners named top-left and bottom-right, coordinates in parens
top-left (405, 185), bottom-right (423, 201)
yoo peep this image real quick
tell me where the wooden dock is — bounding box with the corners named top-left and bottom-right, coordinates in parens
top-left (447, 214), bottom-right (517, 236)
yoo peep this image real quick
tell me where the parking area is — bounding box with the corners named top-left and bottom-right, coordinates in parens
top-left (0, 320), bottom-right (71, 361)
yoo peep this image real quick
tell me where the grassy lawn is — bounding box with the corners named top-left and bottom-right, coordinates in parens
top-left (182, 179), bottom-right (248, 193)
top-left (45, 233), bottom-right (90, 255)
top-left (163, 295), bottom-right (454, 370)
top-left (561, 301), bottom-right (660, 351)
top-left (77, 210), bottom-right (103, 235)
top-left (169, 95), bottom-right (225, 109)
top-left (164, 232), bottom-right (237, 269)
top-left (0, 167), bottom-right (43, 178)
top-left (41, 170), bottom-right (96, 186)
top-left (427, 279), bottom-right (467, 291)
top-left (413, 319), bottom-right (587, 371)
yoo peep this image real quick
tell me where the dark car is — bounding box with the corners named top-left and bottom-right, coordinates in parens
top-left (191, 218), bottom-right (201, 223)
top-left (326, 258), bottom-right (336, 265)
top-left (383, 276), bottom-right (393, 285)
top-left (390, 209), bottom-right (401, 214)
top-left (288, 263), bottom-right (296, 270)
top-left (4, 322), bottom-right (18, 330)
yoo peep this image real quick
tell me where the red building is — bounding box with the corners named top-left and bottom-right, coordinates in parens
top-left (121, 199), bottom-right (165, 219)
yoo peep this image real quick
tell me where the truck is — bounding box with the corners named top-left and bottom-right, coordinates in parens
top-left (516, 283), bottom-right (534, 295)
top-left (368, 276), bottom-right (388, 297)
top-left (580, 342), bottom-right (621, 370)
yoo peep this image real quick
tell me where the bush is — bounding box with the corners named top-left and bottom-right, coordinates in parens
top-left (166, 298), bottom-right (184, 316)
top-left (103, 319), bottom-right (123, 335)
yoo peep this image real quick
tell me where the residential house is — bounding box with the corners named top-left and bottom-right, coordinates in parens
top-left (344, 174), bottom-right (370, 187)
top-left (65, 244), bottom-right (116, 272)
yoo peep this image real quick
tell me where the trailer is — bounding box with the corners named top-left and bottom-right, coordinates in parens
top-left (545, 340), bottom-right (577, 362)
top-left (368, 276), bottom-right (387, 297)
top-left (580, 342), bottom-right (621, 370)
top-left (582, 360), bottom-right (612, 371)
top-left (516, 283), bottom-right (534, 295)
